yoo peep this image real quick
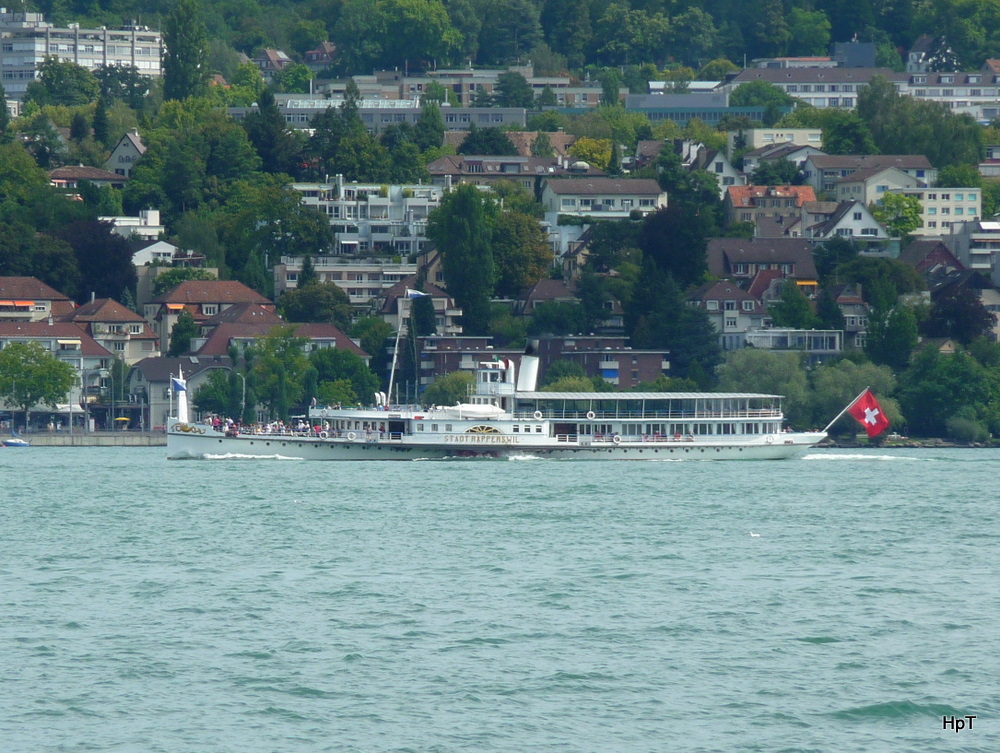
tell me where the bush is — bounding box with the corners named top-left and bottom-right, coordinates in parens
top-left (945, 416), bottom-right (989, 443)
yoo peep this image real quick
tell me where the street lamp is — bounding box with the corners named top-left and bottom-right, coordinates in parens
top-left (236, 371), bottom-right (246, 423)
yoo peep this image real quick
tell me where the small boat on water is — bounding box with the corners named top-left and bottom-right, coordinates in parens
top-left (2, 431), bottom-right (30, 448)
top-left (167, 347), bottom-right (826, 461)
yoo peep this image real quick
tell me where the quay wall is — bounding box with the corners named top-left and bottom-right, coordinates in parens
top-left (21, 432), bottom-right (166, 447)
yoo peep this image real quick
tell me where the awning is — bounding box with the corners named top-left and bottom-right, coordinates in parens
top-left (795, 280), bottom-right (818, 286)
top-left (0, 300), bottom-right (13, 306)
top-left (166, 303), bottom-right (185, 310)
top-left (56, 339), bottom-right (81, 345)
top-left (14, 300), bottom-right (34, 306)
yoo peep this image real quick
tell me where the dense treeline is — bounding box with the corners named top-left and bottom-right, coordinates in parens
top-left (24, 0), bottom-right (1000, 76)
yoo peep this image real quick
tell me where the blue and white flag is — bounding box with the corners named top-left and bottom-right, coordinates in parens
top-left (171, 377), bottom-right (187, 392)
top-left (405, 288), bottom-right (430, 298)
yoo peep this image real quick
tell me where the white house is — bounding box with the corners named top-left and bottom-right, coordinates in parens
top-left (541, 178), bottom-right (667, 256)
top-left (802, 200), bottom-right (889, 246)
top-left (835, 166), bottom-right (924, 206)
top-left (803, 154), bottom-right (936, 195)
top-left (104, 129), bottom-right (146, 178)
top-left (99, 208), bottom-right (163, 242)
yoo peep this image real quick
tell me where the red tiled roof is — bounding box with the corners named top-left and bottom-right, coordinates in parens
top-left (725, 184), bottom-right (816, 208)
top-left (153, 280), bottom-right (272, 305)
top-left (66, 298), bottom-right (145, 323)
top-left (49, 166), bottom-right (126, 182)
top-left (0, 321), bottom-right (111, 356)
top-left (0, 276), bottom-right (72, 301)
top-left (195, 322), bottom-right (367, 358)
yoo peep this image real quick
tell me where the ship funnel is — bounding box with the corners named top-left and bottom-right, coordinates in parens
top-left (173, 368), bottom-right (189, 423)
top-left (516, 340), bottom-right (539, 392)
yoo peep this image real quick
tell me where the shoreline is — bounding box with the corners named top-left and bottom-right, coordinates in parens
top-left (7, 432), bottom-right (166, 447)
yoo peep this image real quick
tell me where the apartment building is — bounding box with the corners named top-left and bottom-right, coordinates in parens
top-left (0, 10), bottom-right (161, 99)
top-left (291, 178), bottom-right (443, 256)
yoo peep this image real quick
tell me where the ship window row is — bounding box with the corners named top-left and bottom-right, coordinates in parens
top-left (512, 425), bottom-right (543, 433)
top-left (636, 422), bottom-right (774, 435)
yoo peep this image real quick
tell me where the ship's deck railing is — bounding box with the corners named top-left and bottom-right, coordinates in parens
top-left (554, 433), bottom-right (702, 443)
top-left (516, 408), bottom-right (781, 420)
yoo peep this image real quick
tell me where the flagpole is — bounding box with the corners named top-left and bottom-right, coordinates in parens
top-left (386, 302), bottom-right (406, 406)
top-left (822, 386), bottom-right (870, 434)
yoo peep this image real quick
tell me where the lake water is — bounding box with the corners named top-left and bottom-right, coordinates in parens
top-left (1, 447), bottom-right (997, 752)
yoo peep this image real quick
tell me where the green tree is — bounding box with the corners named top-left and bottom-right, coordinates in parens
top-left (274, 63), bottom-right (314, 94)
top-left (91, 96), bottom-right (110, 148)
top-left (0, 341), bottom-right (76, 430)
top-left (809, 359), bottom-right (899, 435)
top-left (94, 64), bottom-right (150, 110)
top-left (769, 279), bottom-right (818, 328)
top-left (898, 348), bottom-right (992, 436)
top-left (716, 348), bottom-right (811, 427)
top-left (251, 326), bottom-right (311, 420)
top-left (55, 220), bottom-right (137, 304)
top-left (152, 268), bottom-right (216, 297)
top-left (750, 159), bottom-right (802, 186)
top-left (539, 359), bottom-right (586, 387)
top-left (865, 304), bottom-right (918, 372)
top-left (421, 370), bottom-right (473, 406)
top-left (310, 347), bottom-right (379, 405)
top-left (410, 294), bottom-right (437, 337)
top-left (297, 254), bottom-right (318, 289)
top-left (351, 317), bottom-right (393, 386)
top-left (494, 71), bottom-right (534, 108)
top-left (730, 80), bottom-right (797, 109)
top-left (162, 0), bottom-right (210, 101)
top-left (0, 81), bottom-right (9, 139)
top-left (638, 206), bottom-right (712, 289)
top-left (815, 287), bottom-right (846, 330)
top-left (427, 184), bottom-right (498, 334)
top-left (192, 369), bottom-right (231, 416)
top-left (626, 261), bottom-right (720, 379)
top-left (168, 310), bottom-right (198, 356)
top-left (277, 283), bottom-right (352, 329)
top-left (491, 211), bottom-right (551, 297)
top-left (242, 87), bottom-right (304, 175)
top-left (871, 193), bottom-right (922, 238)
top-left (937, 164), bottom-right (982, 188)
top-left (787, 8), bottom-right (831, 56)
top-left (528, 301), bottom-right (586, 336)
top-left (923, 287), bottom-right (997, 345)
top-left (457, 126), bottom-right (517, 155)
top-left (24, 58), bottom-right (99, 107)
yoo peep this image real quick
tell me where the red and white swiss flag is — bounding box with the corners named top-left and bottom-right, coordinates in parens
top-left (847, 389), bottom-right (890, 438)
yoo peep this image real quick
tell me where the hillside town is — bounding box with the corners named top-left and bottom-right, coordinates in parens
top-left (5, 2), bottom-right (1000, 441)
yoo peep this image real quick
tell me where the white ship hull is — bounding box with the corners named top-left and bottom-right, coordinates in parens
top-left (167, 422), bottom-right (824, 461)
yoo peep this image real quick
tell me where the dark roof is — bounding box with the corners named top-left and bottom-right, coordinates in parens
top-left (689, 280), bottom-right (761, 306)
top-left (130, 355), bottom-right (234, 383)
top-left (706, 238), bottom-right (818, 279)
top-left (201, 302), bottom-right (283, 327)
top-left (833, 165), bottom-right (920, 184)
top-left (807, 154), bottom-right (933, 170)
top-left (731, 67), bottom-right (902, 85)
top-left (543, 178), bottom-right (663, 195)
top-left (809, 200), bottom-right (868, 237)
top-left (898, 239), bottom-right (964, 273)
